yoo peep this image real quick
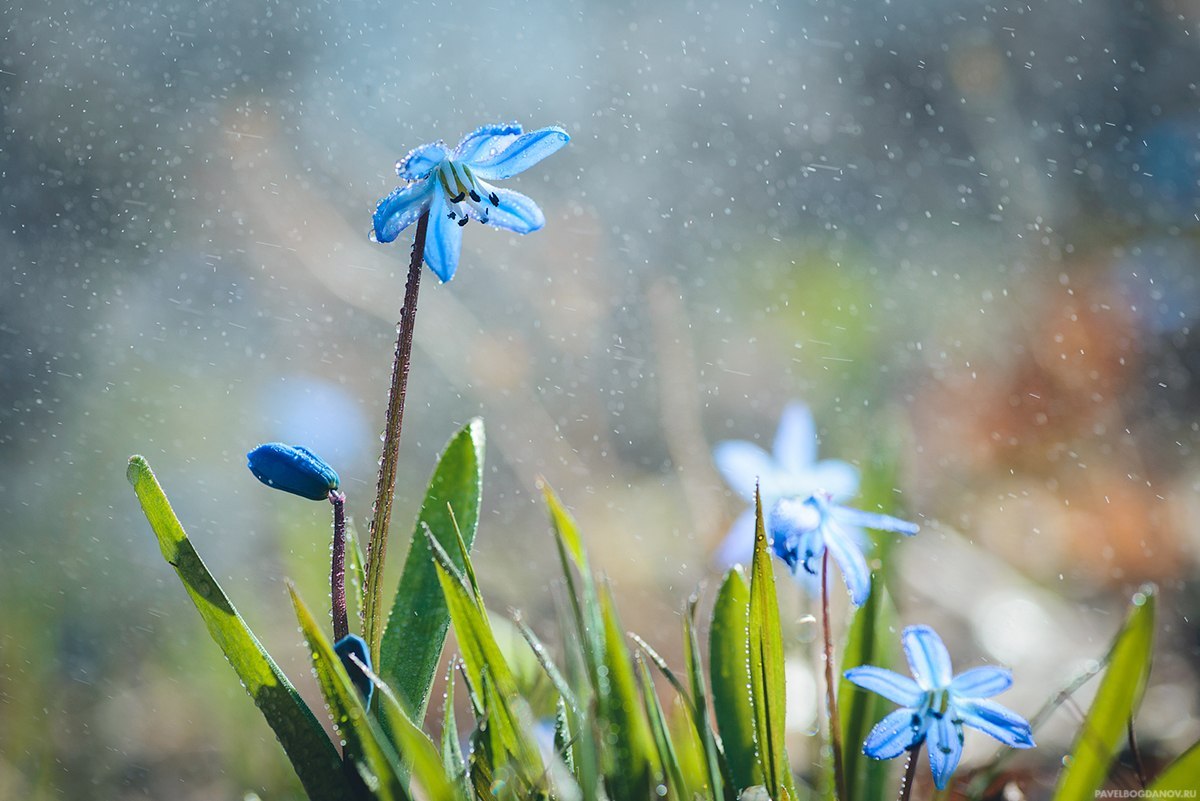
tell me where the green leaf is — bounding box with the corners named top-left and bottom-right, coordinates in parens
top-left (1148, 737), bottom-right (1200, 792)
top-left (710, 566), bottom-right (761, 794)
top-left (747, 488), bottom-right (796, 801)
top-left (637, 656), bottom-right (689, 800)
top-left (682, 598), bottom-right (733, 801)
top-left (289, 584), bottom-right (407, 801)
top-left (442, 669), bottom-right (473, 801)
top-left (1052, 585), bottom-right (1157, 801)
top-left (839, 582), bottom-right (900, 801)
top-left (126, 456), bottom-right (347, 801)
top-left (380, 419), bottom-right (485, 723)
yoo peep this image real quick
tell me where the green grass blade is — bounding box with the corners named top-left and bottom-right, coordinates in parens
top-left (838, 582), bottom-right (900, 801)
top-left (637, 656), bottom-right (689, 800)
top-left (710, 566), bottom-right (761, 794)
top-left (380, 419), bottom-right (485, 723)
top-left (1052, 585), bottom-right (1157, 801)
top-left (288, 583), bottom-right (407, 801)
top-left (517, 617), bottom-right (579, 712)
top-left (747, 488), bottom-right (796, 801)
top-left (126, 456), bottom-right (347, 801)
top-left (1148, 737), bottom-right (1200, 792)
top-left (597, 583), bottom-right (660, 799)
top-left (683, 597), bottom-right (734, 801)
top-left (441, 669), bottom-right (473, 800)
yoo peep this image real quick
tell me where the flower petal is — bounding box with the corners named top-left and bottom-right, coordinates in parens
top-left (423, 190), bottom-right (463, 283)
top-left (396, 141), bottom-right (448, 180)
top-left (824, 518), bottom-right (872, 606)
top-left (453, 122), bottom-right (523, 163)
top-left (926, 715), bottom-right (964, 790)
top-left (844, 666), bottom-right (924, 707)
top-left (713, 506), bottom-right (756, 568)
top-left (772, 403), bottom-right (817, 473)
top-left (863, 708), bottom-right (923, 760)
top-left (470, 126), bottom-right (570, 180)
top-left (956, 698), bottom-right (1035, 748)
top-left (832, 506), bottom-right (920, 535)
top-left (949, 666), bottom-right (1013, 699)
top-left (714, 440), bottom-right (776, 501)
top-left (372, 180), bottom-right (434, 244)
top-left (902, 626), bottom-right (954, 691)
top-left (334, 634), bottom-right (374, 706)
top-left (809, 460), bottom-right (861, 500)
top-left (475, 187), bottom-right (545, 234)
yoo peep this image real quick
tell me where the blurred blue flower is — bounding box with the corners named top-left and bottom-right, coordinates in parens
top-left (845, 625), bottom-right (1035, 790)
top-left (334, 633), bottom-right (374, 707)
top-left (769, 491), bottom-right (917, 606)
top-left (713, 403), bottom-right (859, 567)
top-left (246, 443), bottom-right (339, 501)
top-left (372, 122), bottom-right (570, 282)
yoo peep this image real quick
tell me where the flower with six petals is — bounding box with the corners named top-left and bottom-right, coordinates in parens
top-left (845, 625), bottom-right (1035, 790)
top-left (372, 123), bottom-right (570, 282)
top-left (713, 403), bottom-right (859, 568)
top-left (769, 491), bottom-right (918, 606)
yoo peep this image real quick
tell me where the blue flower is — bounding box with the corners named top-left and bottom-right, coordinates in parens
top-left (713, 403), bottom-right (860, 568)
top-left (845, 625), bottom-right (1035, 790)
top-left (334, 634), bottom-right (374, 707)
top-left (372, 122), bottom-right (570, 282)
top-left (769, 491), bottom-right (918, 606)
top-left (246, 443), bottom-right (340, 501)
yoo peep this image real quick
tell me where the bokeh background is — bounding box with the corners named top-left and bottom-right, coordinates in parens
top-left (3, 0), bottom-right (1200, 797)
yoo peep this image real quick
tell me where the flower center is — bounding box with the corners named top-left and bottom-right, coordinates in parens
top-left (436, 161), bottom-right (500, 227)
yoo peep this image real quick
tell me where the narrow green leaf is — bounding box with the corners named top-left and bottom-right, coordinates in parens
top-left (288, 584), bottom-right (407, 801)
top-left (638, 656), bottom-right (689, 800)
top-left (1148, 737), bottom-right (1200, 792)
top-left (126, 456), bottom-right (347, 801)
top-left (597, 583), bottom-right (659, 800)
top-left (380, 419), bottom-right (485, 723)
top-left (442, 668), bottom-right (473, 801)
top-left (1052, 585), bottom-right (1157, 801)
top-left (683, 597), bottom-right (734, 801)
top-left (517, 617), bottom-right (579, 711)
top-left (748, 488), bottom-right (796, 801)
top-left (839, 582), bottom-right (900, 801)
top-left (711, 566), bottom-right (762, 794)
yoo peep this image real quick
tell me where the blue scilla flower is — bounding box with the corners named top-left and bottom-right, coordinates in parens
top-left (246, 443), bottom-right (339, 501)
top-left (372, 122), bottom-right (570, 282)
top-left (845, 625), bottom-right (1035, 790)
top-left (769, 491), bottom-right (918, 606)
top-left (713, 403), bottom-right (860, 568)
top-left (334, 634), bottom-right (374, 707)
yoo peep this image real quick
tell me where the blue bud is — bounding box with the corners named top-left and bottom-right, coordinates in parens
top-left (246, 443), bottom-right (339, 501)
top-left (333, 634), bottom-right (374, 706)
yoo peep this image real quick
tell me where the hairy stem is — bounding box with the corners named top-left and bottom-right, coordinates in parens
top-left (330, 491), bottom-right (348, 642)
top-left (898, 742), bottom-right (922, 801)
top-left (823, 549), bottom-right (848, 801)
top-left (364, 210), bottom-right (430, 661)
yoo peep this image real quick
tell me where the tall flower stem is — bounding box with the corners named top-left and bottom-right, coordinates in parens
top-left (330, 490), bottom-right (349, 642)
top-left (898, 742), bottom-right (922, 801)
top-left (822, 549), bottom-right (848, 801)
top-left (363, 210), bottom-right (430, 661)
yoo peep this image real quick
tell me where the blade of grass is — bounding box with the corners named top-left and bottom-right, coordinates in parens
top-left (637, 656), bottom-right (689, 800)
top-left (1051, 585), bottom-right (1156, 801)
top-left (288, 583), bottom-right (407, 801)
top-left (380, 419), bottom-right (485, 723)
top-left (126, 456), bottom-right (347, 801)
top-left (683, 596), bottom-right (735, 801)
top-left (1147, 737), bottom-right (1200, 792)
top-left (442, 667), bottom-right (473, 801)
top-left (710, 565), bottom-right (761, 794)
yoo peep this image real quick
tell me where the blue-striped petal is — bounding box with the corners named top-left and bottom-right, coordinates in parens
top-left (844, 666), bottom-right (924, 707)
top-left (807, 460), bottom-right (860, 501)
top-left (246, 443), bottom-right (339, 501)
top-left (453, 122), bottom-right (522, 163)
top-left (373, 180), bottom-right (434, 243)
top-left (949, 666), bottom-right (1013, 699)
top-left (470, 126), bottom-right (570, 180)
top-left (713, 440), bottom-right (776, 502)
top-left (824, 518), bottom-right (872, 606)
top-left (475, 187), bottom-right (545, 234)
top-left (903, 626), bottom-right (954, 691)
top-left (862, 708), bottom-right (923, 760)
top-left (832, 505), bottom-right (920, 535)
top-left (926, 715), bottom-right (964, 790)
top-left (396, 141), bottom-right (448, 180)
top-left (772, 403), bottom-right (817, 473)
top-left (423, 190), bottom-right (463, 283)
top-left (956, 698), bottom-right (1035, 748)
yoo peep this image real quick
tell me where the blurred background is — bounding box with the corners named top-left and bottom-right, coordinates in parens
top-left (3, 0), bottom-right (1200, 797)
